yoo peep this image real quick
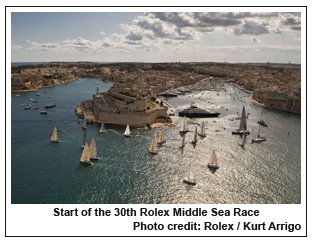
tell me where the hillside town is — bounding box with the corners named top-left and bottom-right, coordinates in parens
top-left (11, 62), bottom-right (301, 115)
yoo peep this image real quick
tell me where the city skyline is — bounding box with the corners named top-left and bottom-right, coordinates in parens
top-left (11, 10), bottom-right (302, 63)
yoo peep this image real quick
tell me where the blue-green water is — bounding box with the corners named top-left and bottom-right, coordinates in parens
top-left (11, 78), bottom-right (301, 204)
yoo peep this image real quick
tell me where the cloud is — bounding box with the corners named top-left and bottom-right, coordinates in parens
top-left (12, 44), bottom-right (22, 50)
top-left (232, 20), bottom-right (270, 36)
top-left (26, 40), bottom-right (60, 51)
top-left (125, 31), bottom-right (143, 41)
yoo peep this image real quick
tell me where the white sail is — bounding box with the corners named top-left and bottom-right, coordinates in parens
top-left (199, 121), bottom-right (206, 136)
top-left (50, 126), bottom-right (59, 142)
top-left (99, 122), bottom-right (105, 133)
top-left (183, 163), bottom-right (196, 185)
top-left (158, 128), bottom-right (165, 144)
top-left (124, 124), bottom-right (130, 137)
top-left (80, 143), bottom-right (91, 163)
top-left (179, 134), bottom-right (186, 148)
top-left (149, 132), bottom-right (158, 153)
top-left (89, 138), bottom-right (98, 159)
top-left (192, 127), bottom-right (198, 143)
top-left (208, 150), bottom-right (218, 167)
top-left (180, 116), bottom-right (188, 132)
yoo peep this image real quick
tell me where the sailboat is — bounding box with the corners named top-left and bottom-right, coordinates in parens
top-left (80, 143), bottom-right (92, 165)
top-left (183, 163), bottom-right (196, 185)
top-left (157, 128), bottom-right (166, 145)
top-left (251, 124), bottom-right (266, 143)
top-left (124, 124), bottom-right (130, 137)
top-left (148, 132), bottom-right (158, 154)
top-left (82, 113), bottom-right (87, 129)
top-left (89, 137), bottom-right (100, 160)
top-left (179, 134), bottom-right (186, 148)
top-left (239, 131), bottom-right (246, 146)
top-left (257, 108), bottom-right (268, 127)
top-left (207, 150), bottom-right (219, 170)
top-left (191, 127), bottom-right (198, 144)
top-left (232, 106), bottom-right (250, 135)
top-left (81, 133), bottom-right (87, 148)
top-left (179, 116), bottom-right (189, 133)
top-left (50, 126), bottom-right (59, 143)
top-left (99, 121), bottom-right (105, 133)
top-left (198, 121), bottom-right (206, 137)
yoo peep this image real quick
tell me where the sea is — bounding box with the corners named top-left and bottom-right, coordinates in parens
top-left (11, 78), bottom-right (301, 204)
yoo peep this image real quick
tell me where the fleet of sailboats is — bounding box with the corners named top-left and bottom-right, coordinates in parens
top-left (148, 132), bottom-right (158, 154)
top-left (124, 124), bottom-right (130, 137)
top-left (50, 126), bottom-right (59, 143)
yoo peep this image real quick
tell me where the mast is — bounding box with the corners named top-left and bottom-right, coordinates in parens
top-left (50, 126), bottom-right (59, 142)
top-left (124, 124), bottom-right (130, 137)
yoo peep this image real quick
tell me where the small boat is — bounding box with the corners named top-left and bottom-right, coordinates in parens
top-left (33, 107), bottom-right (39, 109)
top-left (44, 91), bottom-right (48, 93)
top-left (80, 143), bottom-right (92, 165)
top-left (257, 108), bottom-right (268, 127)
top-left (36, 93), bottom-right (41, 96)
top-left (32, 99), bottom-right (39, 102)
top-left (179, 116), bottom-right (189, 134)
top-left (148, 132), bottom-right (158, 154)
top-left (179, 134), bottom-right (186, 148)
top-left (124, 124), bottom-right (130, 137)
top-left (157, 128), bottom-right (166, 145)
top-left (40, 110), bottom-right (48, 114)
top-left (82, 113), bottom-right (87, 129)
top-left (198, 121), bottom-right (206, 137)
top-left (208, 150), bottom-right (219, 170)
top-left (24, 105), bottom-right (31, 110)
top-left (232, 106), bottom-right (250, 135)
top-left (50, 126), bottom-right (59, 143)
top-left (29, 98), bottom-right (33, 101)
top-left (15, 94), bottom-right (20, 97)
top-left (183, 163), bottom-right (196, 185)
top-left (89, 138), bottom-right (100, 160)
top-left (45, 104), bottom-right (56, 108)
top-left (99, 122), bottom-right (105, 133)
top-left (252, 125), bottom-right (266, 143)
top-left (49, 96), bottom-right (53, 98)
top-left (191, 126), bottom-right (198, 144)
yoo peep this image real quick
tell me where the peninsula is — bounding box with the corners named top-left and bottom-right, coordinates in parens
top-left (11, 62), bottom-right (301, 115)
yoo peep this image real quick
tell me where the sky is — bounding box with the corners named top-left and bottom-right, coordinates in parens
top-left (10, 10), bottom-right (302, 63)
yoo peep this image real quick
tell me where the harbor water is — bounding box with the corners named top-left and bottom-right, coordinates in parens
top-left (11, 78), bottom-right (301, 204)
